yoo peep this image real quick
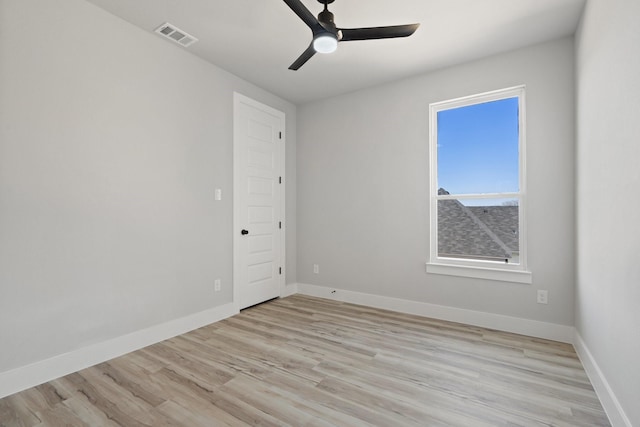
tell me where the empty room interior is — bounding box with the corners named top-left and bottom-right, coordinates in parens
top-left (0, 0), bottom-right (638, 426)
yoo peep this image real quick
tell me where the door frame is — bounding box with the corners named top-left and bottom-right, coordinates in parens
top-left (233, 92), bottom-right (286, 311)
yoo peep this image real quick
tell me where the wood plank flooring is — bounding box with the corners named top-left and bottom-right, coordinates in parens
top-left (0, 295), bottom-right (610, 426)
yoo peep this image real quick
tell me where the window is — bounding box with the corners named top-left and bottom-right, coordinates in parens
top-left (427, 86), bottom-right (531, 283)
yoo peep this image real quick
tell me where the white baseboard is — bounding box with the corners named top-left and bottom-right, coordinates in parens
top-left (295, 283), bottom-right (574, 343)
top-left (0, 303), bottom-right (238, 399)
top-left (282, 282), bottom-right (298, 297)
top-left (573, 332), bottom-right (631, 427)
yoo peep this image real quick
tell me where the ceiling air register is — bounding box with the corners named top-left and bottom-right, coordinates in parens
top-left (154, 22), bottom-right (198, 47)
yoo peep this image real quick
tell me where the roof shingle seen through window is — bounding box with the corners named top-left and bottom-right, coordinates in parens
top-left (437, 188), bottom-right (519, 261)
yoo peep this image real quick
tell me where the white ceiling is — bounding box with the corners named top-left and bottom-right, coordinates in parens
top-left (84, 0), bottom-right (586, 105)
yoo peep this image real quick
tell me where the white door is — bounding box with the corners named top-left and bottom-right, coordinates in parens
top-left (233, 94), bottom-right (285, 310)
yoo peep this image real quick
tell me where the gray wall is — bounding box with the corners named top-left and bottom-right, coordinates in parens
top-left (297, 37), bottom-right (576, 326)
top-left (575, 0), bottom-right (640, 424)
top-left (0, 0), bottom-right (296, 373)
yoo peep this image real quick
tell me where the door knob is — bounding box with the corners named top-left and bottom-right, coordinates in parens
top-left (241, 229), bottom-right (249, 235)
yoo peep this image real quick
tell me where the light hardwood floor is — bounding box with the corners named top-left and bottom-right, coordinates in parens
top-left (0, 295), bottom-right (609, 426)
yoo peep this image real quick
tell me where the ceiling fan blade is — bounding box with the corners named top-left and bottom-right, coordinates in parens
top-left (282, 0), bottom-right (324, 33)
top-left (339, 23), bottom-right (420, 42)
top-left (289, 44), bottom-right (317, 70)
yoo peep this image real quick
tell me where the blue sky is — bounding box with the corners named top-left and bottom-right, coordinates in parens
top-left (437, 97), bottom-right (519, 197)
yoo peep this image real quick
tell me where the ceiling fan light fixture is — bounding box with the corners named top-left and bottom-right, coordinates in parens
top-left (313, 34), bottom-right (338, 53)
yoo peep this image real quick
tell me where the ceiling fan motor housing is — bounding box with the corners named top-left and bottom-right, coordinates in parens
top-left (318, 10), bottom-right (337, 33)
top-left (318, 10), bottom-right (335, 25)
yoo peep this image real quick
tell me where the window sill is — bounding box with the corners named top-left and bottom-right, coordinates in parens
top-left (426, 262), bottom-right (532, 284)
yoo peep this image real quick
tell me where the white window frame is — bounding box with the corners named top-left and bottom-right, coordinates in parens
top-left (427, 86), bottom-right (532, 284)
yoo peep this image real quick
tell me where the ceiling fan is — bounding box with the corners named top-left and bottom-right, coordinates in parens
top-left (283, 0), bottom-right (420, 70)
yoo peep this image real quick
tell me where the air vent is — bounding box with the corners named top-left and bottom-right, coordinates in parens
top-left (154, 23), bottom-right (198, 47)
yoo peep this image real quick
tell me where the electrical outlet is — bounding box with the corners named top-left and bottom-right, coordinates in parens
top-left (537, 290), bottom-right (548, 304)
top-left (215, 188), bottom-right (222, 201)
top-left (214, 279), bottom-right (221, 292)
top-left (313, 264), bottom-right (319, 274)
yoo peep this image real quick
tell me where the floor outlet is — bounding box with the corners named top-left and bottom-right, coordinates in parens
top-left (537, 290), bottom-right (548, 304)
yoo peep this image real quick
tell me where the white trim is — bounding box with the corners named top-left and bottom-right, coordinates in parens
top-left (426, 262), bottom-right (532, 284)
top-left (429, 85), bottom-right (528, 278)
top-left (233, 93), bottom-right (286, 311)
top-left (573, 332), bottom-right (631, 427)
top-left (0, 303), bottom-right (237, 400)
top-left (278, 117), bottom-right (287, 300)
top-left (282, 282), bottom-right (299, 297)
top-left (429, 85), bottom-right (528, 110)
top-left (436, 192), bottom-right (521, 200)
top-left (296, 283), bottom-right (573, 343)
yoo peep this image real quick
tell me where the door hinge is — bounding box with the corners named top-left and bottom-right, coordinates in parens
top-left (279, 221), bottom-right (282, 229)
top-left (279, 131), bottom-right (282, 139)
top-left (279, 267), bottom-right (282, 275)
top-left (279, 176), bottom-right (282, 184)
